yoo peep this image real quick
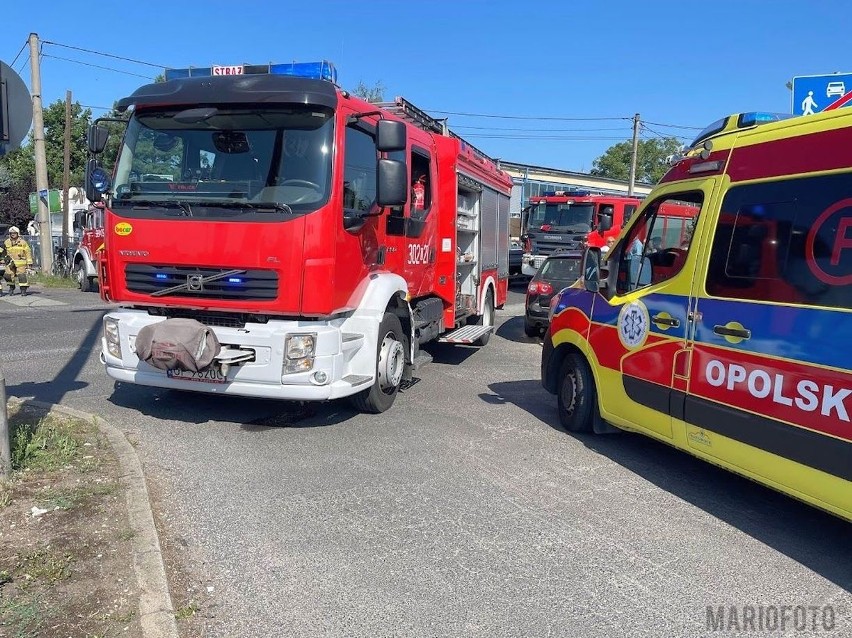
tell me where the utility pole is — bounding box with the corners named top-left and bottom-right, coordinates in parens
top-left (62, 90), bottom-right (72, 251)
top-left (29, 32), bottom-right (53, 274)
top-left (628, 113), bottom-right (640, 197)
top-left (0, 368), bottom-right (9, 480)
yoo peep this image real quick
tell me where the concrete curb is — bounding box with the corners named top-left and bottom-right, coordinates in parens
top-left (10, 398), bottom-right (180, 638)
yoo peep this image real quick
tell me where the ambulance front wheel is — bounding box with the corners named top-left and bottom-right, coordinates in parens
top-left (350, 312), bottom-right (405, 414)
top-left (557, 352), bottom-right (598, 433)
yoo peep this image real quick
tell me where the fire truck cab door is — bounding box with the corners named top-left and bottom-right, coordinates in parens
top-left (593, 180), bottom-right (711, 440)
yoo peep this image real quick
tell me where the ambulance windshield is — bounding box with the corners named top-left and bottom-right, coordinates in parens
top-left (110, 106), bottom-right (334, 220)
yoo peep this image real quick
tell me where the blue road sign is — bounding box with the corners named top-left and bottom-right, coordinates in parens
top-left (792, 73), bottom-right (852, 116)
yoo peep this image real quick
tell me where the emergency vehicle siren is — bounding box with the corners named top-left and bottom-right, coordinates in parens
top-left (163, 61), bottom-right (338, 83)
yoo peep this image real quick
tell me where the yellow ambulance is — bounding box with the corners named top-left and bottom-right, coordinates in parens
top-left (541, 110), bottom-right (852, 521)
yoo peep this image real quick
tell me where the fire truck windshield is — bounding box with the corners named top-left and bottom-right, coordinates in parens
top-left (528, 202), bottom-right (595, 232)
top-left (111, 106), bottom-right (334, 220)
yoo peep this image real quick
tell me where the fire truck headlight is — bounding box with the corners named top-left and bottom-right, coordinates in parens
top-left (104, 318), bottom-right (121, 358)
top-left (283, 334), bottom-right (316, 374)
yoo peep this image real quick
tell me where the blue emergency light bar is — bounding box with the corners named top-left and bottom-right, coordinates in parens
top-left (737, 112), bottom-right (793, 127)
top-left (541, 190), bottom-right (592, 197)
top-left (163, 61), bottom-right (338, 84)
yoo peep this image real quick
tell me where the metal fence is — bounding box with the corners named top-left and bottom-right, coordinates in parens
top-left (21, 235), bottom-right (80, 273)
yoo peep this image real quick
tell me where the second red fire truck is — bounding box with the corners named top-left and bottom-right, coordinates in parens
top-left (521, 192), bottom-right (641, 275)
top-left (86, 61), bottom-right (512, 413)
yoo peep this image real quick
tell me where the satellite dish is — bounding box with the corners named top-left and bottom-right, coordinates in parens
top-left (0, 60), bottom-right (33, 155)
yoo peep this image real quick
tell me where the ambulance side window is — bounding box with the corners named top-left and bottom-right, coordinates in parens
top-left (616, 192), bottom-right (703, 295)
top-left (342, 125), bottom-right (379, 213)
top-left (705, 173), bottom-right (852, 309)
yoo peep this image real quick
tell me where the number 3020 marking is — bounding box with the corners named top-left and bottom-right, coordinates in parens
top-left (408, 244), bottom-right (431, 265)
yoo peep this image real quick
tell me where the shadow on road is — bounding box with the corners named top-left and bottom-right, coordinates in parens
top-left (486, 378), bottom-right (852, 592)
top-left (7, 317), bottom-right (102, 404)
top-left (495, 315), bottom-right (543, 344)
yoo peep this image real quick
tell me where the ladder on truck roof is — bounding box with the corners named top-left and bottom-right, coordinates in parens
top-left (378, 97), bottom-right (500, 168)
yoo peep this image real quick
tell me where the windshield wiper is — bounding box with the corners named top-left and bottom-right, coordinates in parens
top-left (200, 201), bottom-right (294, 215)
top-left (113, 199), bottom-right (193, 216)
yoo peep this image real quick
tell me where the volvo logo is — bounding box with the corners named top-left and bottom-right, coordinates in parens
top-left (187, 274), bottom-right (204, 291)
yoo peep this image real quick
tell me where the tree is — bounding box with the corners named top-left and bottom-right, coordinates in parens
top-left (353, 80), bottom-right (385, 103)
top-left (591, 137), bottom-right (683, 185)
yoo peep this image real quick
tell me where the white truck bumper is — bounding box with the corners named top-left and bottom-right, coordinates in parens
top-left (100, 309), bottom-right (374, 401)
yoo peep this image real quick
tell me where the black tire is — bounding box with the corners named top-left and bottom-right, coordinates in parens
top-left (523, 318), bottom-right (539, 338)
top-left (350, 312), bottom-right (406, 414)
top-left (472, 288), bottom-right (494, 346)
top-left (557, 352), bottom-right (598, 433)
top-left (74, 260), bottom-right (92, 292)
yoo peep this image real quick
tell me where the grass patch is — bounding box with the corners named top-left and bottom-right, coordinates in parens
top-left (0, 596), bottom-right (45, 638)
top-left (174, 601), bottom-right (199, 620)
top-left (36, 482), bottom-right (118, 511)
top-left (28, 272), bottom-right (78, 289)
top-left (0, 480), bottom-right (11, 508)
top-left (10, 416), bottom-right (85, 472)
top-left (16, 548), bottom-right (72, 584)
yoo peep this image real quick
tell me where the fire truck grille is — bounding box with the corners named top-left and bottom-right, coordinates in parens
top-left (125, 265), bottom-right (278, 301)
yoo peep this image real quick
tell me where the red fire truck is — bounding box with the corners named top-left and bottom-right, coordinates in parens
top-left (521, 192), bottom-right (641, 275)
top-left (85, 61), bottom-right (512, 413)
top-left (71, 202), bottom-right (105, 292)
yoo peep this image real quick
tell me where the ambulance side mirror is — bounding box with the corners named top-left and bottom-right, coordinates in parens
top-left (583, 247), bottom-right (607, 292)
top-left (376, 159), bottom-right (407, 207)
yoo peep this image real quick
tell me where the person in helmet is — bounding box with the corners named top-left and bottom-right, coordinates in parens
top-left (3, 227), bottom-right (33, 295)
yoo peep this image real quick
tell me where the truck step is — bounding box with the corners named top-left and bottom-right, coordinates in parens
top-left (438, 325), bottom-right (494, 344)
top-left (342, 374), bottom-right (372, 387)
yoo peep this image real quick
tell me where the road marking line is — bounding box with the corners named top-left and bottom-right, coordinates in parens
top-left (0, 295), bottom-right (67, 307)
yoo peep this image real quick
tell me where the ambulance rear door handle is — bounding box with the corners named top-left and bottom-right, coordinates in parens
top-left (652, 314), bottom-right (680, 327)
top-left (713, 325), bottom-right (751, 340)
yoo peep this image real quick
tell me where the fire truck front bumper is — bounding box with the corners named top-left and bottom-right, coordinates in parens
top-left (99, 310), bottom-right (375, 402)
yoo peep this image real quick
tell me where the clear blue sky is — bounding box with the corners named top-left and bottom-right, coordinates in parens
top-left (2, 0), bottom-right (848, 172)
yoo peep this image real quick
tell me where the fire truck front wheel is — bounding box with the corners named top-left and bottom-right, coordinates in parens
top-left (557, 352), bottom-right (599, 433)
top-left (350, 312), bottom-right (406, 414)
top-left (73, 260), bottom-right (93, 292)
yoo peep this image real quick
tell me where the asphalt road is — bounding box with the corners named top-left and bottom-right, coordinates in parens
top-left (1, 284), bottom-right (850, 637)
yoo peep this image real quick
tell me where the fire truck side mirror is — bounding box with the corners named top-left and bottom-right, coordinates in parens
top-left (598, 210), bottom-right (613, 234)
top-left (376, 159), bottom-right (407, 207)
top-left (376, 120), bottom-right (406, 152)
top-left (87, 124), bottom-right (109, 154)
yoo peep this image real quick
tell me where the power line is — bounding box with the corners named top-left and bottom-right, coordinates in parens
top-left (452, 124), bottom-right (631, 133)
top-left (81, 104), bottom-right (114, 111)
top-left (463, 134), bottom-right (630, 141)
top-left (9, 40), bottom-right (27, 67)
top-left (16, 52), bottom-right (30, 75)
top-left (642, 120), bottom-right (703, 130)
top-left (41, 54), bottom-right (155, 80)
top-left (641, 123), bottom-right (691, 142)
top-left (41, 40), bottom-right (165, 69)
top-left (424, 109), bottom-right (631, 122)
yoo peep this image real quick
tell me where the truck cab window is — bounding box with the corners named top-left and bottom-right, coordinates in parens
top-left (616, 193), bottom-right (703, 294)
top-left (410, 148), bottom-right (432, 218)
top-left (343, 125), bottom-right (379, 213)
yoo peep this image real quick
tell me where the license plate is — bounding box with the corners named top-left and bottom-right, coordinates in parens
top-left (166, 368), bottom-right (226, 384)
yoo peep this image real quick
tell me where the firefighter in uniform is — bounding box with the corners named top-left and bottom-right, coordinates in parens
top-left (4, 227), bottom-right (33, 295)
